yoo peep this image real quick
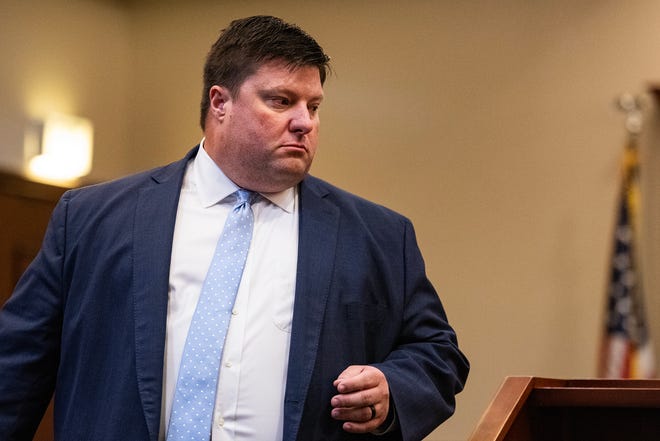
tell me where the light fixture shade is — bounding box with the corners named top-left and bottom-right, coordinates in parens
top-left (25, 113), bottom-right (94, 185)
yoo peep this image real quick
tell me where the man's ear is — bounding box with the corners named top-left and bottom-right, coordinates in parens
top-left (209, 85), bottom-right (232, 120)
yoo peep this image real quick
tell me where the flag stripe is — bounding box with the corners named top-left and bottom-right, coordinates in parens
top-left (598, 138), bottom-right (655, 379)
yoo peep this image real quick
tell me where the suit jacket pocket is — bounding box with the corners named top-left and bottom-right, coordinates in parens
top-left (342, 302), bottom-right (390, 363)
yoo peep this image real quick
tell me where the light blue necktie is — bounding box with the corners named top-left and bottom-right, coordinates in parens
top-left (167, 189), bottom-right (255, 441)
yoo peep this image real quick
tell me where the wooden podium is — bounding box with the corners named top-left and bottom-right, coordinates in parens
top-left (468, 376), bottom-right (660, 441)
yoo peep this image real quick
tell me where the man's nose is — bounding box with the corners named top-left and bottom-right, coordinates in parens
top-left (289, 105), bottom-right (315, 134)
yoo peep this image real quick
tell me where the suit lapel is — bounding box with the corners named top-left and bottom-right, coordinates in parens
top-left (283, 177), bottom-right (340, 441)
top-left (130, 159), bottom-right (338, 441)
top-left (132, 148), bottom-right (196, 441)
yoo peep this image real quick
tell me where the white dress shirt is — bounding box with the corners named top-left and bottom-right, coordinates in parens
top-left (159, 141), bottom-right (298, 441)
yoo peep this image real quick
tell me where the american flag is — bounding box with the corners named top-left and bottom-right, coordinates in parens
top-left (598, 138), bottom-right (655, 378)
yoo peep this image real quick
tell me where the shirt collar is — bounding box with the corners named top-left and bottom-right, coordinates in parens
top-left (194, 138), bottom-right (295, 213)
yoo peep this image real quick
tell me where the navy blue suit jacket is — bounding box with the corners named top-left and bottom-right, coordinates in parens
top-left (0, 147), bottom-right (468, 441)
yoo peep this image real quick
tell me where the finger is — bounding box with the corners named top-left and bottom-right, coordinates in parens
top-left (337, 404), bottom-right (384, 434)
top-left (333, 365), bottom-right (379, 393)
top-left (332, 365), bottom-right (366, 389)
top-left (331, 366), bottom-right (388, 410)
top-left (330, 403), bottom-right (374, 422)
top-left (342, 420), bottom-right (378, 434)
top-left (331, 403), bottom-right (383, 433)
top-left (331, 387), bottom-right (376, 409)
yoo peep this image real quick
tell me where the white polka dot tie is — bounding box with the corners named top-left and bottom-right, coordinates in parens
top-left (167, 189), bottom-right (255, 441)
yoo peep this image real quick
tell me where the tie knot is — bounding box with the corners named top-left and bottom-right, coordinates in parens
top-left (234, 189), bottom-right (254, 208)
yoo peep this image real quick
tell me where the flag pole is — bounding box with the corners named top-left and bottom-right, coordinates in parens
top-left (598, 93), bottom-right (656, 379)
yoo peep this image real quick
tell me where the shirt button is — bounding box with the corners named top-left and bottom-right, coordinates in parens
top-left (218, 418), bottom-right (225, 427)
top-left (225, 361), bottom-right (232, 368)
top-left (231, 310), bottom-right (239, 315)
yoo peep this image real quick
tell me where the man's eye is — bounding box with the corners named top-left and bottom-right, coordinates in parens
top-left (271, 97), bottom-right (290, 107)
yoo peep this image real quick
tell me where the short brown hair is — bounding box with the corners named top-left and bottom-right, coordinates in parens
top-left (200, 15), bottom-right (331, 129)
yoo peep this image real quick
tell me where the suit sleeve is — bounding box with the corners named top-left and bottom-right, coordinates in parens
top-left (0, 192), bottom-right (69, 440)
top-left (373, 219), bottom-right (469, 441)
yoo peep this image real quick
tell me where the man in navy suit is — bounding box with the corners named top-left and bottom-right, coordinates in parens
top-left (0, 15), bottom-right (468, 441)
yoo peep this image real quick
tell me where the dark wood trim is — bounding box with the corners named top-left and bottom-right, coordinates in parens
top-left (0, 169), bottom-right (68, 202)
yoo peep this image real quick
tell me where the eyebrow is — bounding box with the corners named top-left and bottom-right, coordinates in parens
top-left (260, 87), bottom-right (324, 102)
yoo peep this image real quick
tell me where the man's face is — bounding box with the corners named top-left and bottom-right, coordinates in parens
top-left (206, 60), bottom-right (324, 193)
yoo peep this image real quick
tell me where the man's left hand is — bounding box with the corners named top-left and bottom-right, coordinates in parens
top-left (330, 365), bottom-right (390, 433)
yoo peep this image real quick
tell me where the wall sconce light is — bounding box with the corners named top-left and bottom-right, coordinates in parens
top-left (24, 113), bottom-right (94, 186)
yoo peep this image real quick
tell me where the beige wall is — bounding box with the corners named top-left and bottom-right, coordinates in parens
top-left (0, 0), bottom-right (132, 179)
top-left (2, 0), bottom-right (660, 439)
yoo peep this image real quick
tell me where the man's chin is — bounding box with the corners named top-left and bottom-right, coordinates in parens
top-left (245, 168), bottom-right (309, 193)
